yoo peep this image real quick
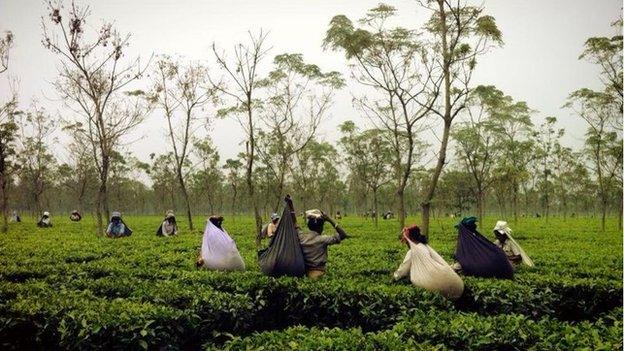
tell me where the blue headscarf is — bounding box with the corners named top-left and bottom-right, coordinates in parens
top-left (456, 216), bottom-right (478, 231)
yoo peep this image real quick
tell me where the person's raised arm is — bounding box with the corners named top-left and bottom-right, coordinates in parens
top-left (321, 211), bottom-right (348, 241)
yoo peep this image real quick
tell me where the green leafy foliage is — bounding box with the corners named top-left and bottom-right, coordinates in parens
top-left (0, 216), bottom-right (621, 349)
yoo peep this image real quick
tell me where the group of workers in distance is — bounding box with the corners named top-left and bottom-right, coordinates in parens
top-left (18, 198), bottom-right (533, 300)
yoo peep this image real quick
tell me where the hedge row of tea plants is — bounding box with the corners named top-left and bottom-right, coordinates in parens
top-left (0, 215), bottom-right (621, 349)
top-left (218, 309), bottom-right (623, 351)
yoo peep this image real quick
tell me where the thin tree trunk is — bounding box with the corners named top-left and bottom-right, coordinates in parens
top-left (96, 182), bottom-right (105, 235)
top-left (477, 189), bottom-right (485, 228)
top-left (177, 172), bottom-right (193, 230)
top-left (246, 102), bottom-right (263, 246)
top-left (397, 188), bottom-right (406, 228)
top-left (97, 153), bottom-right (110, 235)
top-left (422, 119), bottom-right (452, 237)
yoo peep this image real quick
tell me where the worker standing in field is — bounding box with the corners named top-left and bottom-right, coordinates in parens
top-left (258, 212), bottom-right (280, 241)
top-left (297, 209), bottom-right (348, 279)
top-left (493, 220), bottom-right (534, 267)
top-left (105, 212), bottom-right (133, 238)
top-left (69, 210), bottom-right (82, 222)
top-left (393, 224), bottom-right (464, 300)
top-left (11, 210), bottom-right (21, 223)
top-left (156, 210), bottom-right (178, 236)
top-left (37, 211), bottom-right (52, 228)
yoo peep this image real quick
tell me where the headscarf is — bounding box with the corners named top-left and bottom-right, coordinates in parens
top-left (270, 212), bottom-right (280, 221)
top-left (402, 224), bottom-right (428, 245)
top-left (305, 209), bottom-right (323, 219)
top-left (493, 221), bottom-right (534, 267)
top-left (456, 216), bottom-right (477, 231)
top-left (165, 210), bottom-right (175, 219)
top-left (111, 211), bottom-right (121, 220)
top-left (305, 209), bottom-right (325, 231)
top-left (43, 211), bottom-right (50, 217)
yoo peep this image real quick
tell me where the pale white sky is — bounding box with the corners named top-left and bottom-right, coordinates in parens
top-left (0, 0), bottom-right (620, 166)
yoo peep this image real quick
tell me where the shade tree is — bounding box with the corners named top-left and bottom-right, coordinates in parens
top-left (43, 0), bottom-right (152, 234)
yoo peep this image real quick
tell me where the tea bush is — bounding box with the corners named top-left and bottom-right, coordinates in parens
top-left (0, 215), bottom-right (621, 349)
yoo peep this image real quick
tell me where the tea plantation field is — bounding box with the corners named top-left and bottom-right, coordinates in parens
top-left (0, 215), bottom-right (621, 350)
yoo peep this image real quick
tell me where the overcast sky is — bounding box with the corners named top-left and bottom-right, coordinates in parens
top-left (0, 0), bottom-right (620, 167)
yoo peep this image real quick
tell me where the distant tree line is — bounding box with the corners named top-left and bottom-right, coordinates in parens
top-left (0, 1), bottom-right (620, 235)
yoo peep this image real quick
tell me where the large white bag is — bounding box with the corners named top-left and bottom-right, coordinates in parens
top-left (394, 241), bottom-right (464, 300)
top-left (201, 220), bottom-right (245, 271)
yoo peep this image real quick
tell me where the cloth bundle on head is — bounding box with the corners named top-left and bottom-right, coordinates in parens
top-left (494, 221), bottom-right (534, 267)
top-left (454, 217), bottom-right (513, 279)
top-left (305, 209), bottom-right (324, 229)
top-left (201, 219), bottom-right (245, 271)
top-left (258, 198), bottom-right (306, 277)
top-left (305, 209), bottom-right (323, 219)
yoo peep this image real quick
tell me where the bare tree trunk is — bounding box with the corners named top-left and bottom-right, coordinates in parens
top-left (96, 153), bottom-right (110, 235)
top-left (179, 177), bottom-right (193, 231)
top-left (96, 182), bottom-right (105, 235)
top-left (477, 189), bottom-right (485, 228)
top-left (247, 133), bottom-right (262, 246)
top-left (177, 171), bottom-right (193, 231)
top-left (422, 119), bottom-right (452, 237)
top-left (397, 188), bottom-right (406, 229)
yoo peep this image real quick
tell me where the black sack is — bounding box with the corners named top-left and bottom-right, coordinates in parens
top-left (455, 224), bottom-right (513, 279)
top-left (156, 221), bottom-right (164, 236)
top-left (257, 199), bottom-right (305, 277)
top-left (122, 220), bottom-right (133, 237)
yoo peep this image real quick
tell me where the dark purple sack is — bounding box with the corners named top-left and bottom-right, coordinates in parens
top-left (455, 224), bottom-right (513, 279)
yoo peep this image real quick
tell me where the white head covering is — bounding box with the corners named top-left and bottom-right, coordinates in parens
top-left (305, 209), bottom-right (323, 219)
top-left (43, 211), bottom-right (50, 217)
top-left (493, 221), bottom-right (534, 267)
